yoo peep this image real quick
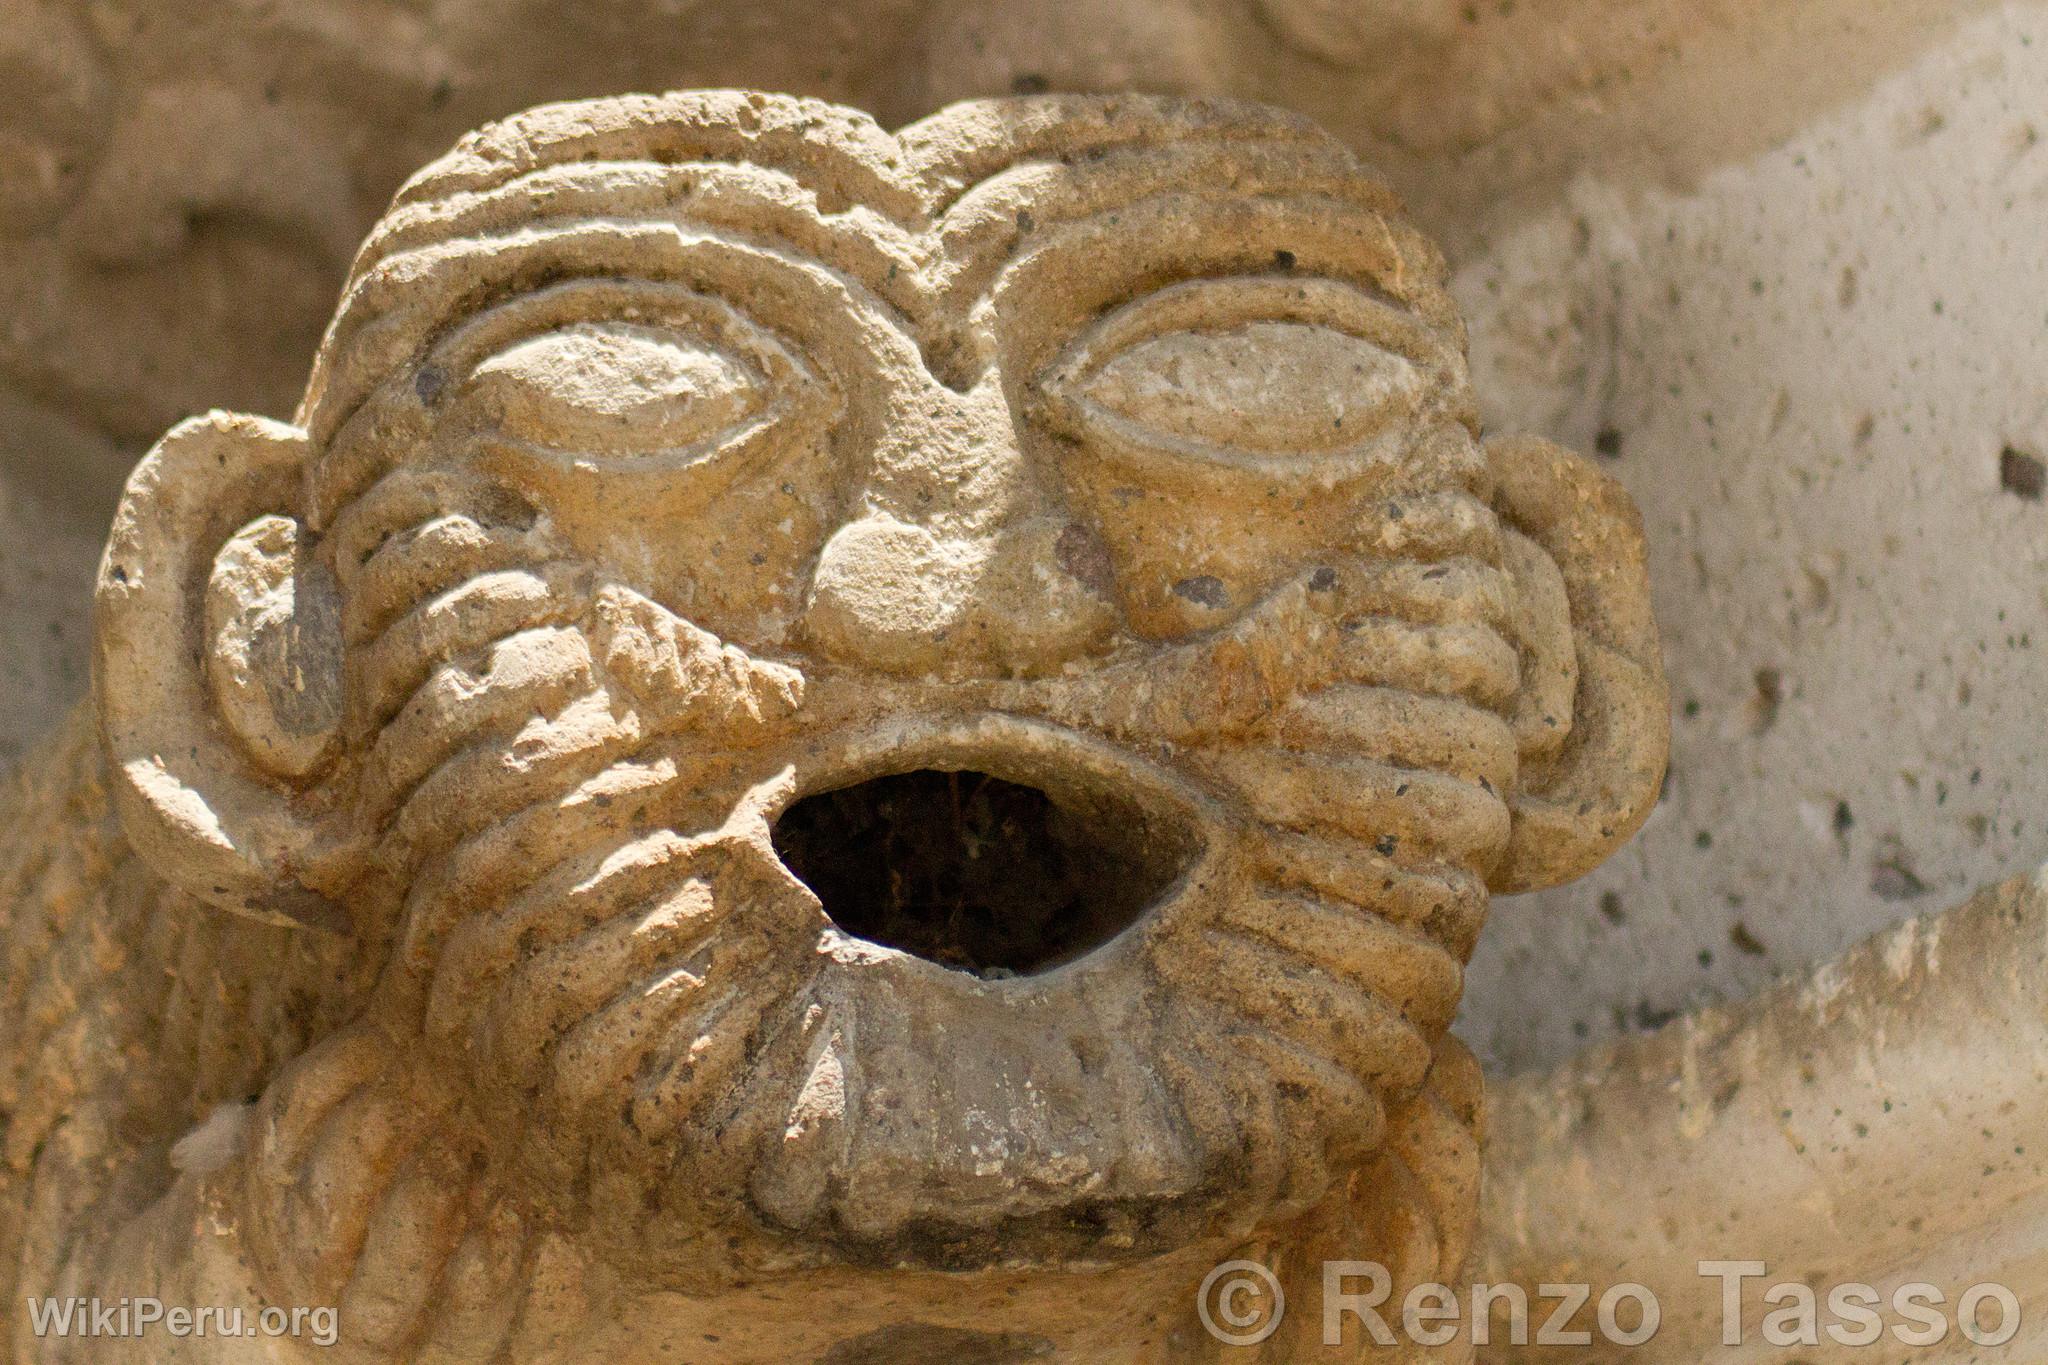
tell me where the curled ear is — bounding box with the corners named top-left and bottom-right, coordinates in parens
top-left (1486, 435), bottom-right (1669, 894)
top-left (95, 411), bottom-right (348, 931)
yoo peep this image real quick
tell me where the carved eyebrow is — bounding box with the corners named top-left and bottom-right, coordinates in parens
top-left (312, 104), bottom-right (985, 438)
top-left (1045, 275), bottom-right (1465, 392)
top-left (928, 194), bottom-right (1461, 397)
top-left (911, 153), bottom-right (1454, 390)
top-left (360, 161), bottom-right (925, 316)
top-left (924, 137), bottom-right (1427, 320)
top-left (412, 276), bottom-right (802, 385)
top-left (304, 227), bottom-right (916, 523)
top-left (309, 162), bottom-right (933, 430)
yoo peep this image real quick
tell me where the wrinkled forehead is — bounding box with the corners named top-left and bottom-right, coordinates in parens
top-left (298, 90), bottom-right (1468, 524)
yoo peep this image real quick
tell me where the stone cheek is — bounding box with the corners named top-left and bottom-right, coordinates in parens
top-left (3, 90), bottom-right (1666, 1361)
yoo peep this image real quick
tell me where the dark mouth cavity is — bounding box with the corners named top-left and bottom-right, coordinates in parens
top-left (771, 767), bottom-right (1191, 978)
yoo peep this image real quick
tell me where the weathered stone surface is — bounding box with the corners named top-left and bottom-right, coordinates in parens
top-left (4, 2), bottom-right (2040, 1081)
top-left (1483, 864), bottom-right (2048, 1360)
top-left (1461, 5), bottom-right (2048, 1070)
top-left (3, 92), bottom-right (1665, 1360)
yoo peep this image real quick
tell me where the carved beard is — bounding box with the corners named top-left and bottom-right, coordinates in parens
top-left (247, 463), bottom-right (1503, 1312)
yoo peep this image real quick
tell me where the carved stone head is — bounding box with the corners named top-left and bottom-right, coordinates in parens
top-left (94, 91), bottom-right (1665, 1309)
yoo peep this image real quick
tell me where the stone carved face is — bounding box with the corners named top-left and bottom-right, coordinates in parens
top-left (95, 93), bottom-right (1666, 1283)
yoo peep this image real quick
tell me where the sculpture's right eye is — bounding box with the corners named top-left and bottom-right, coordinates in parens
top-left (466, 320), bottom-right (779, 463)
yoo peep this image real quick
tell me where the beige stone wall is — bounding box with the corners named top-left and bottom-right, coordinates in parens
top-left (4, 0), bottom-right (2041, 1071)
top-left (1483, 867), bottom-right (2048, 1359)
top-left (1459, 4), bottom-right (2048, 1069)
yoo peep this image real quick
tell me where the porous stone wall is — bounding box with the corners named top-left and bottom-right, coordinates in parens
top-left (1456, 3), bottom-right (2048, 1068)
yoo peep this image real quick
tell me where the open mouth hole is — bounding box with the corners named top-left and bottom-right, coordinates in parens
top-left (771, 768), bottom-right (1190, 978)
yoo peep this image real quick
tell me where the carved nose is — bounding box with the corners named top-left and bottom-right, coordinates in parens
top-left (802, 512), bottom-right (1117, 676)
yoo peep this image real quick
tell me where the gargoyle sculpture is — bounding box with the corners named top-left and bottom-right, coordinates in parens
top-left (1, 92), bottom-right (1666, 1362)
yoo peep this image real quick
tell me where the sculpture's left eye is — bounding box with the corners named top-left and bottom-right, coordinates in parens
top-left (466, 318), bottom-right (798, 463)
top-left (1073, 321), bottom-right (1421, 457)
top-left (1034, 277), bottom-right (1453, 468)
